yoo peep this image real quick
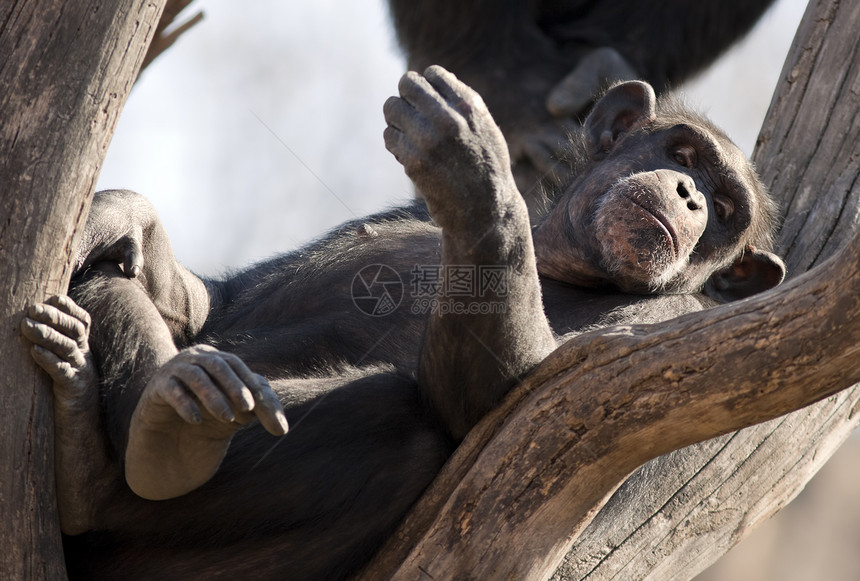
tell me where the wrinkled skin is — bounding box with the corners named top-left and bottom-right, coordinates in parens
top-left (24, 68), bottom-right (784, 580)
top-left (533, 79), bottom-right (784, 301)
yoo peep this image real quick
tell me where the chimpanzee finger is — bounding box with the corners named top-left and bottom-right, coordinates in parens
top-left (382, 96), bottom-right (407, 131)
top-left (193, 354), bottom-right (254, 413)
top-left (122, 234), bottom-right (144, 279)
top-left (45, 295), bottom-right (91, 332)
top-left (225, 377), bottom-right (287, 436)
top-left (219, 352), bottom-right (287, 435)
top-left (30, 345), bottom-right (76, 386)
top-left (250, 374), bottom-right (289, 436)
top-left (158, 376), bottom-right (204, 425)
top-left (382, 97), bottom-right (423, 133)
top-left (423, 65), bottom-right (481, 115)
top-left (383, 122), bottom-right (403, 152)
top-left (397, 70), bottom-right (450, 118)
top-left (173, 364), bottom-right (236, 423)
top-left (383, 124), bottom-right (423, 172)
top-left (20, 317), bottom-right (86, 368)
top-left (27, 302), bottom-right (89, 350)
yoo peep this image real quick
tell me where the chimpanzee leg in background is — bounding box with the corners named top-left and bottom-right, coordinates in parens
top-left (387, 0), bottom-right (777, 204)
top-left (384, 66), bottom-right (556, 440)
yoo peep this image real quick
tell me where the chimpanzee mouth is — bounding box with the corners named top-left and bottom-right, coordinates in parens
top-left (621, 194), bottom-right (679, 259)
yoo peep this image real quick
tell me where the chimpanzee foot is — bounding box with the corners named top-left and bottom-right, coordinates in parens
top-left (383, 65), bottom-right (524, 236)
top-left (20, 295), bottom-right (118, 534)
top-left (21, 295), bottom-right (98, 410)
top-left (546, 47), bottom-right (638, 118)
top-left (126, 346), bottom-right (288, 500)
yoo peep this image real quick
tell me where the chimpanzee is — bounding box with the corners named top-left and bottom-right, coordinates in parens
top-left (387, 0), bottom-right (778, 205)
top-left (21, 67), bottom-right (784, 580)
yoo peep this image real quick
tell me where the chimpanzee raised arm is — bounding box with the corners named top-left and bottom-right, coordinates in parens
top-left (383, 66), bottom-right (557, 439)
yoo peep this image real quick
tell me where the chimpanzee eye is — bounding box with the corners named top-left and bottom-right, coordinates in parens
top-left (672, 145), bottom-right (697, 168)
top-left (713, 195), bottom-right (734, 221)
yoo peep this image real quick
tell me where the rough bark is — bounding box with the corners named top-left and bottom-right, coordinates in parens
top-left (357, 0), bottom-right (860, 579)
top-left (0, 2), bottom-right (163, 578)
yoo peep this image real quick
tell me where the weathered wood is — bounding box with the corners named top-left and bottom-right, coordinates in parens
top-left (0, 1), bottom-right (164, 578)
top-left (357, 0), bottom-right (860, 579)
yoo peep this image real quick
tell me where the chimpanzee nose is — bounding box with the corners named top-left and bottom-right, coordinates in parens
top-left (676, 177), bottom-right (704, 211)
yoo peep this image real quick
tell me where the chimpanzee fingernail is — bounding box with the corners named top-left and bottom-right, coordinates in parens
top-left (277, 414), bottom-right (289, 434)
top-left (241, 388), bottom-right (255, 411)
top-left (129, 265), bottom-right (141, 278)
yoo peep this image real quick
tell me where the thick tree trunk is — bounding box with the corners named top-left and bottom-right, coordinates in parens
top-left (357, 0), bottom-right (860, 579)
top-left (0, 2), bottom-right (163, 578)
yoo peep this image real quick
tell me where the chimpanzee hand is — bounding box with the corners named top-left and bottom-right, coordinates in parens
top-left (126, 346), bottom-right (288, 500)
top-left (20, 295), bottom-right (97, 410)
top-left (383, 65), bottom-right (521, 234)
top-left (426, 48), bottom-right (637, 210)
top-left (136, 346), bottom-right (287, 437)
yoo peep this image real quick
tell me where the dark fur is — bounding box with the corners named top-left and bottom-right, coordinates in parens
top-left (63, 83), bottom-right (782, 579)
top-left (387, 0), bottom-right (778, 207)
top-left (389, 0), bottom-right (776, 96)
top-left (65, 210), bottom-right (718, 580)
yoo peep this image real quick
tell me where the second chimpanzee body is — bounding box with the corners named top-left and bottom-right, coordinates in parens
top-left (24, 69), bottom-right (784, 580)
top-left (387, 0), bottom-right (778, 203)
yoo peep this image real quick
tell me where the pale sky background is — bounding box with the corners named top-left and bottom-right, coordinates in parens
top-left (97, 0), bottom-right (808, 276)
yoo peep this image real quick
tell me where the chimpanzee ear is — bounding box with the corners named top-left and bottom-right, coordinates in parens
top-left (703, 246), bottom-right (786, 303)
top-left (584, 80), bottom-right (657, 159)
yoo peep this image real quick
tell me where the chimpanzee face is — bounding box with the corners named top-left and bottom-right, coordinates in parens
top-left (533, 82), bottom-right (784, 302)
top-left (575, 123), bottom-right (763, 293)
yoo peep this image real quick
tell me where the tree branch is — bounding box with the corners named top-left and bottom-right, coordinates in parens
top-left (0, 1), bottom-right (164, 576)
